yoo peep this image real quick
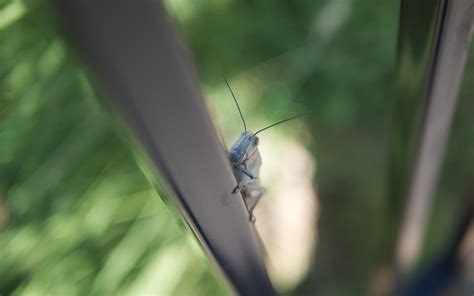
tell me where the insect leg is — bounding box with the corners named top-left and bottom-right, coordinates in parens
top-left (236, 180), bottom-right (265, 222)
top-left (232, 164), bottom-right (258, 193)
top-left (232, 178), bottom-right (257, 194)
top-left (234, 164), bottom-right (257, 179)
top-left (246, 186), bottom-right (265, 222)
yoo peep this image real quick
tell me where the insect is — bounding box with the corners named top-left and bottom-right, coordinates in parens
top-left (224, 78), bottom-right (304, 222)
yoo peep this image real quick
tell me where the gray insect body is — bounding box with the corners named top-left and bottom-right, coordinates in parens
top-left (224, 78), bottom-right (303, 222)
top-left (230, 131), bottom-right (264, 221)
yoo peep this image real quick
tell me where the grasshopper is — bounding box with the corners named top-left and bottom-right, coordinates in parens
top-left (224, 78), bottom-right (303, 222)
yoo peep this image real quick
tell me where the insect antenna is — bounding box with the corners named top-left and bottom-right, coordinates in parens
top-left (254, 113), bottom-right (305, 136)
top-left (224, 77), bottom-right (247, 132)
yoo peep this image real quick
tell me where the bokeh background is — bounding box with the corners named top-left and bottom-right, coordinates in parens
top-left (1, 0), bottom-right (474, 295)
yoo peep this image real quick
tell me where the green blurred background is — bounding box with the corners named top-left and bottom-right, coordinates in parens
top-left (1, 0), bottom-right (474, 295)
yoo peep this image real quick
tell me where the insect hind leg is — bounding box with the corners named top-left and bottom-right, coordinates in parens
top-left (232, 179), bottom-right (265, 222)
top-left (241, 182), bottom-right (265, 222)
top-left (246, 187), bottom-right (265, 222)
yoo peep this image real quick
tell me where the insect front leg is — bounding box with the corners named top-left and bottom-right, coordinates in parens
top-left (232, 164), bottom-right (257, 193)
top-left (236, 164), bottom-right (256, 179)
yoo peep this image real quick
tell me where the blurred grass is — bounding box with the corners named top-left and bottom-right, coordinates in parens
top-left (0, 0), bottom-right (228, 295)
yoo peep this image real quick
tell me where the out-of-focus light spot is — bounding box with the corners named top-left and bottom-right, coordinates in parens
top-left (125, 243), bottom-right (190, 294)
top-left (5, 61), bottom-right (34, 94)
top-left (164, 0), bottom-right (232, 22)
top-left (38, 40), bottom-right (65, 78)
top-left (91, 211), bottom-right (161, 294)
top-left (312, 0), bottom-right (351, 40)
top-left (0, 1), bottom-right (26, 31)
top-left (163, 0), bottom-right (198, 23)
top-left (396, 224), bottom-right (422, 275)
top-left (256, 133), bottom-right (318, 291)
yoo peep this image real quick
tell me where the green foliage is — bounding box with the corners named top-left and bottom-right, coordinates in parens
top-left (0, 0), bottom-right (228, 295)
